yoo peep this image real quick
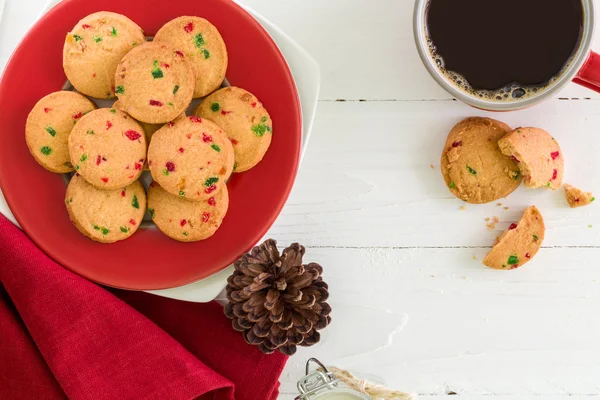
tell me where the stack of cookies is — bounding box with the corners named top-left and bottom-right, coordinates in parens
top-left (25, 12), bottom-right (273, 243)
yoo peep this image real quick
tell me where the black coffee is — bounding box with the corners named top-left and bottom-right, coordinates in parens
top-left (426, 0), bottom-right (583, 98)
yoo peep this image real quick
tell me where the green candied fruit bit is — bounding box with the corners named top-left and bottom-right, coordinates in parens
top-left (261, 116), bottom-right (268, 123)
top-left (233, 162), bottom-right (238, 172)
top-left (73, 34), bottom-right (83, 42)
top-left (266, 126), bottom-right (272, 133)
top-left (546, 182), bottom-right (551, 187)
top-left (167, 102), bottom-right (174, 107)
top-left (93, 224), bottom-right (100, 230)
top-left (449, 182), bottom-right (456, 189)
top-left (120, 226), bottom-right (129, 233)
top-left (211, 102), bottom-right (220, 112)
top-left (251, 124), bottom-right (267, 137)
top-left (115, 85), bottom-right (125, 94)
top-left (45, 126), bottom-right (57, 137)
top-left (466, 165), bottom-right (477, 176)
top-left (211, 144), bottom-right (221, 152)
top-left (194, 33), bottom-right (205, 48)
top-left (507, 255), bottom-right (519, 265)
top-left (131, 194), bottom-right (139, 209)
top-left (109, 109), bottom-right (116, 113)
top-left (592, 197), bottom-right (596, 202)
top-left (204, 177), bottom-right (219, 187)
top-left (183, 232), bottom-right (189, 237)
top-left (148, 208), bottom-right (155, 219)
top-left (101, 227), bottom-right (110, 235)
top-left (179, 191), bottom-right (185, 198)
top-left (110, 27), bottom-right (118, 36)
top-left (513, 171), bottom-right (520, 181)
top-left (93, 35), bottom-right (102, 43)
top-left (152, 68), bottom-right (164, 79)
top-left (132, 41), bottom-right (138, 47)
top-left (202, 49), bottom-right (210, 59)
top-left (87, 129), bottom-right (95, 135)
top-left (173, 85), bottom-right (180, 94)
top-left (40, 146), bottom-right (52, 156)
top-left (66, 197), bottom-right (73, 204)
top-left (162, 169), bottom-right (169, 176)
top-left (64, 161), bottom-right (73, 168)
top-left (74, 165), bottom-right (80, 170)
top-left (80, 154), bottom-right (88, 162)
top-left (533, 234), bottom-right (539, 242)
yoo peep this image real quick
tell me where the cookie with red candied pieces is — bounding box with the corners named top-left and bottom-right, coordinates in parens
top-left (148, 116), bottom-right (234, 201)
top-left (148, 182), bottom-right (229, 242)
top-left (26, 91), bottom-right (96, 173)
top-left (63, 12), bottom-right (146, 99)
top-left (564, 184), bottom-right (595, 208)
top-left (483, 206), bottom-right (545, 270)
top-left (441, 117), bottom-right (521, 204)
top-left (114, 41), bottom-right (195, 124)
top-left (154, 16), bottom-right (227, 98)
top-left (194, 87), bottom-right (272, 172)
top-left (65, 174), bottom-right (146, 243)
top-left (498, 127), bottom-right (564, 190)
top-left (68, 108), bottom-right (147, 190)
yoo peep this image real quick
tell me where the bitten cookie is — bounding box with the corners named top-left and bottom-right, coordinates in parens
top-left (66, 174), bottom-right (146, 243)
top-left (26, 91), bottom-right (96, 173)
top-left (114, 42), bottom-right (195, 124)
top-left (441, 117), bottom-right (522, 204)
top-left (63, 12), bottom-right (146, 99)
top-left (498, 127), bottom-right (564, 190)
top-left (148, 116), bottom-right (234, 201)
top-left (564, 184), bottom-right (595, 208)
top-left (154, 16), bottom-right (227, 98)
top-left (194, 87), bottom-right (272, 172)
top-left (483, 206), bottom-right (545, 270)
top-left (148, 182), bottom-right (229, 242)
top-left (68, 108), bottom-right (147, 190)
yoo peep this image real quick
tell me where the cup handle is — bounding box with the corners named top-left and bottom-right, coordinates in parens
top-left (574, 51), bottom-right (600, 92)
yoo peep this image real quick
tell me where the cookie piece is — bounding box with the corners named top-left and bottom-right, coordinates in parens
top-left (66, 174), bottom-right (146, 243)
top-left (564, 184), bottom-right (595, 208)
top-left (63, 12), bottom-right (146, 99)
top-left (148, 182), bottom-right (228, 242)
top-left (26, 91), bottom-right (97, 173)
top-left (68, 108), bottom-right (147, 190)
top-left (483, 206), bottom-right (545, 270)
top-left (114, 41), bottom-right (195, 124)
top-left (441, 117), bottom-right (522, 204)
top-left (194, 87), bottom-right (272, 172)
top-left (148, 116), bottom-right (234, 201)
top-left (498, 127), bottom-right (564, 190)
top-left (154, 16), bottom-right (227, 98)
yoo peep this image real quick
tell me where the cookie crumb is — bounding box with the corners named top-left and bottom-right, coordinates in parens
top-left (504, 207), bottom-right (509, 210)
top-left (564, 184), bottom-right (595, 208)
top-left (493, 216), bottom-right (499, 223)
top-left (497, 203), bottom-right (502, 206)
top-left (486, 222), bottom-right (496, 230)
top-left (472, 255), bottom-right (477, 260)
top-left (485, 217), bottom-right (490, 222)
top-left (430, 164), bottom-right (435, 169)
top-left (459, 206), bottom-right (466, 211)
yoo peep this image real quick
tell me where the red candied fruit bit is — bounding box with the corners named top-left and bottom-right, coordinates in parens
top-left (96, 155), bottom-right (102, 166)
top-left (127, 174), bottom-right (134, 179)
top-left (251, 102), bottom-right (257, 108)
top-left (168, 121), bottom-right (175, 127)
top-left (205, 185), bottom-right (217, 194)
top-left (121, 190), bottom-right (126, 197)
top-left (509, 223), bottom-right (517, 230)
top-left (149, 100), bottom-right (164, 107)
top-left (202, 133), bottom-right (212, 143)
top-left (134, 162), bottom-right (142, 170)
top-left (180, 219), bottom-right (187, 227)
top-left (525, 253), bottom-right (531, 259)
top-left (161, 63), bottom-right (170, 69)
top-left (575, 198), bottom-right (581, 203)
top-left (189, 116), bottom-right (202, 123)
top-left (100, 177), bottom-right (109, 183)
top-left (186, 133), bottom-right (192, 139)
top-left (82, 24), bottom-right (91, 29)
top-left (207, 197), bottom-right (216, 206)
top-left (129, 219), bottom-right (137, 226)
top-left (166, 161), bottom-right (176, 172)
top-left (511, 156), bottom-right (520, 164)
top-left (230, 138), bottom-right (238, 145)
top-left (106, 121), bottom-right (113, 130)
top-left (92, 73), bottom-right (96, 78)
top-left (111, 85), bottom-right (116, 94)
top-left (44, 107), bottom-right (52, 113)
top-left (178, 147), bottom-right (185, 153)
top-left (175, 50), bottom-right (184, 58)
top-left (184, 22), bottom-right (194, 33)
top-left (148, 160), bottom-right (152, 166)
top-left (124, 130), bottom-right (142, 141)
top-left (220, 110), bottom-right (233, 115)
top-left (202, 212), bottom-right (210, 223)
top-left (552, 169), bottom-right (558, 180)
top-left (73, 112), bottom-right (83, 120)
top-left (451, 141), bottom-right (462, 148)
top-left (551, 151), bottom-right (560, 160)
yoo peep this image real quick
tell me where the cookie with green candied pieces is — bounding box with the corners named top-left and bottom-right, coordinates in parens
top-left (148, 116), bottom-right (234, 201)
top-left (498, 127), bottom-right (564, 190)
top-left (114, 41), bottom-right (195, 124)
top-left (65, 174), bottom-right (146, 243)
top-left (564, 184), bottom-right (595, 208)
top-left (194, 87), bottom-right (272, 173)
top-left (154, 16), bottom-right (227, 98)
top-left (68, 108), bottom-right (147, 190)
top-left (26, 91), bottom-right (96, 173)
top-left (441, 117), bottom-right (521, 204)
top-left (483, 206), bottom-right (545, 270)
top-left (63, 12), bottom-right (146, 99)
top-left (148, 182), bottom-right (229, 242)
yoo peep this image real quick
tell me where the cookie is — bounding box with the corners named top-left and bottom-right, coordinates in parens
top-left (193, 87), bottom-right (272, 172)
top-left (114, 41), bottom-right (195, 124)
top-left (441, 117), bottom-right (522, 204)
top-left (148, 116), bottom-right (234, 201)
top-left (148, 182), bottom-right (228, 242)
top-left (564, 184), bottom-right (595, 208)
top-left (63, 12), bottom-right (146, 99)
top-left (66, 174), bottom-right (146, 243)
top-left (498, 127), bottom-right (564, 190)
top-left (483, 206), bottom-right (545, 270)
top-left (68, 108), bottom-right (147, 190)
top-left (154, 16), bottom-right (227, 98)
top-left (26, 91), bottom-right (96, 173)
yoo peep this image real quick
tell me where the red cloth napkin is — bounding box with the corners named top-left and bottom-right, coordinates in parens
top-left (0, 214), bottom-right (288, 400)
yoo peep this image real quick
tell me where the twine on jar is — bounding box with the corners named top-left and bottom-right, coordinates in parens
top-left (326, 366), bottom-right (415, 400)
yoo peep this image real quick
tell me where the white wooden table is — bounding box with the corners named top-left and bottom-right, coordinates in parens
top-left (4, 0), bottom-right (600, 398)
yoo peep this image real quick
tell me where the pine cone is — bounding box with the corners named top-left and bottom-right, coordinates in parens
top-left (224, 239), bottom-right (332, 355)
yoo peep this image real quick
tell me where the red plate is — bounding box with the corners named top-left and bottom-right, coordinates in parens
top-left (0, 0), bottom-right (301, 290)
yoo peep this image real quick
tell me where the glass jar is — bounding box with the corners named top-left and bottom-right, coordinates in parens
top-left (295, 358), bottom-right (371, 400)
